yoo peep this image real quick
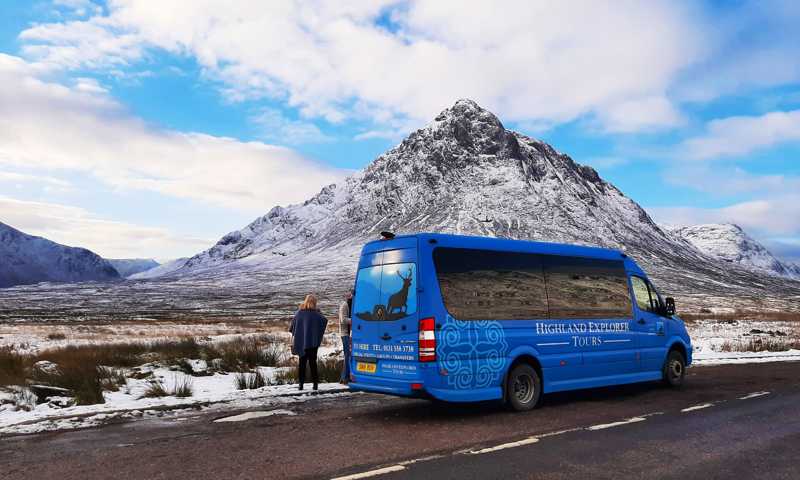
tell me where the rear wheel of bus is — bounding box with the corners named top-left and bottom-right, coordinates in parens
top-left (506, 363), bottom-right (542, 411)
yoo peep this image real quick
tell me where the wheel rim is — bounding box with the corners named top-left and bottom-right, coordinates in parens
top-left (513, 373), bottom-right (535, 404)
top-left (670, 359), bottom-right (683, 380)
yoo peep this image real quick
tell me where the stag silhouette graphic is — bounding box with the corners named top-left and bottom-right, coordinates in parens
top-left (387, 268), bottom-right (413, 315)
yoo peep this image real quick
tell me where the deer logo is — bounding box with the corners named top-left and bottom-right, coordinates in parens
top-left (387, 268), bottom-right (413, 315)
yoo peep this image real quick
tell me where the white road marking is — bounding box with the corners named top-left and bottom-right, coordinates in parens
top-left (586, 416), bottom-right (647, 430)
top-left (681, 403), bottom-right (714, 413)
top-left (331, 465), bottom-right (406, 480)
top-left (739, 391), bottom-right (770, 400)
top-left (213, 409), bottom-right (295, 423)
top-left (397, 455), bottom-right (444, 466)
top-left (470, 437), bottom-right (540, 454)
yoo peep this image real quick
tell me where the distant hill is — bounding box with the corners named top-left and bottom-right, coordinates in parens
top-left (107, 258), bottom-right (160, 278)
top-left (669, 223), bottom-right (800, 280)
top-left (129, 257), bottom-right (189, 280)
top-left (0, 222), bottom-right (120, 288)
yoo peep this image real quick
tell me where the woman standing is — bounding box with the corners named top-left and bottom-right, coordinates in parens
top-left (289, 294), bottom-right (328, 391)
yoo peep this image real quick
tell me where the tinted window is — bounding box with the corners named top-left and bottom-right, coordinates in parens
top-left (433, 248), bottom-right (548, 320)
top-left (353, 262), bottom-right (417, 321)
top-left (544, 256), bottom-right (632, 319)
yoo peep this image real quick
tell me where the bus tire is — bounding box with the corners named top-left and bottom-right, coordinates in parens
top-left (506, 363), bottom-right (541, 411)
top-left (663, 350), bottom-right (686, 387)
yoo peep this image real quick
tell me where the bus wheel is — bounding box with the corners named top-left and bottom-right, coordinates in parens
top-left (663, 350), bottom-right (686, 387)
top-left (506, 364), bottom-right (541, 411)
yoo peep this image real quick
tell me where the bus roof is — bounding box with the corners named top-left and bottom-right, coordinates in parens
top-left (362, 232), bottom-right (628, 262)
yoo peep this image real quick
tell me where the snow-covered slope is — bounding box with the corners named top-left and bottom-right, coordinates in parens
top-left (129, 258), bottom-right (188, 280)
top-left (107, 259), bottom-right (160, 278)
top-left (670, 224), bottom-right (800, 280)
top-left (0, 222), bottom-right (120, 288)
top-left (147, 99), bottom-right (799, 310)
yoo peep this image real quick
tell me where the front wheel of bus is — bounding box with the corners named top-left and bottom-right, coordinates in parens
top-left (506, 364), bottom-right (541, 411)
top-left (663, 350), bottom-right (686, 387)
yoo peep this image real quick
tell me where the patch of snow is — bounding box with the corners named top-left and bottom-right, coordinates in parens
top-left (213, 409), bottom-right (295, 422)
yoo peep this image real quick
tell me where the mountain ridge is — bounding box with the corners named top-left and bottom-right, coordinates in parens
top-left (144, 99), bottom-right (800, 311)
top-left (0, 221), bottom-right (120, 288)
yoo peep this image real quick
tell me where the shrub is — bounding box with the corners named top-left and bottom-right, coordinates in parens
top-left (234, 371), bottom-right (267, 390)
top-left (206, 335), bottom-right (284, 370)
top-left (172, 376), bottom-right (194, 398)
top-left (142, 379), bottom-right (168, 398)
top-left (33, 362), bottom-right (105, 405)
top-left (46, 333), bottom-right (67, 341)
top-left (97, 367), bottom-right (127, 392)
top-left (720, 337), bottom-right (800, 353)
top-left (316, 357), bottom-right (344, 383)
top-left (273, 368), bottom-right (297, 385)
top-left (0, 347), bottom-right (28, 386)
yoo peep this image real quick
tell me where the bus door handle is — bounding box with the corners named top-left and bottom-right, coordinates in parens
top-left (637, 318), bottom-right (646, 325)
top-left (381, 333), bottom-right (392, 341)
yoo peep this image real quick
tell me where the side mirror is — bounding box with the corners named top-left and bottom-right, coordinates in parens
top-left (665, 297), bottom-right (676, 316)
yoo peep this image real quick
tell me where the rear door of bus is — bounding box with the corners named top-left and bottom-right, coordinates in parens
top-left (351, 246), bottom-right (420, 379)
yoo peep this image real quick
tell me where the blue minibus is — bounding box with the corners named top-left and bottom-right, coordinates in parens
top-left (348, 233), bottom-right (692, 411)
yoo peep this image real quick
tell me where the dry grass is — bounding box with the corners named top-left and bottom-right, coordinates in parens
top-left (275, 357), bottom-right (343, 385)
top-left (2, 335), bottom-right (284, 405)
top-left (46, 332), bottom-right (66, 340)
top-left (682, 310), bottom-right (800, 324)
top-left (205, 335), bottom-right (285, 371)
top-left (720, 337), bottom-right (800, 353)
top-left (141, 379), bottom-right (168, 398)
top-left (234, 371), bottom-right (268, 390)
top-left (0, 346), bottom-right (28, 386)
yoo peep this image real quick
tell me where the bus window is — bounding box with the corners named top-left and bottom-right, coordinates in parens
top-left (543, 256), bottom-right (632, 319)
top-left (433, 248), bottom-right (548, 321)
top-left (631, 275), bottom-right (657, 313)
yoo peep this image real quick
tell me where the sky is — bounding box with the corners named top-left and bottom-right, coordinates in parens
top-left (0, 0), bottom-right (799, 263)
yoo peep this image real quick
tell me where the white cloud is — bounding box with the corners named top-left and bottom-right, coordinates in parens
top-left (0, 53), bottom-right (344, 213)
top-left (0, 171), bottom-right (72, 188)
top-left (682, 110), bottom-right (800, 160)
top-left (649, 194), bottom-right (800, 236)
top-left (18, 0), bottom-right (708, 133)
top-left (665, 167), bottom-right (800, 195)
top-left (0, 196), bottom-right (212, 259)
top-left (250, 108), bottom-right (333, 145)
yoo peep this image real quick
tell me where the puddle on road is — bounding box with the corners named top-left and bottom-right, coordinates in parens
top-left (214, 409), bottom-right (296, 423)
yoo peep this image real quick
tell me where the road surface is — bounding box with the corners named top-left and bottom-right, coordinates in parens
top-left (2, 361), bottom-right (799, 480)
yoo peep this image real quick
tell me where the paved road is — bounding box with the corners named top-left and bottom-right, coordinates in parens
top-left (2, 362), bottom-right (799, 480)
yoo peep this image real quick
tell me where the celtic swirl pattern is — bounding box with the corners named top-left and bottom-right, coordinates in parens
top-left (438, 315), bottom-right (509, 389)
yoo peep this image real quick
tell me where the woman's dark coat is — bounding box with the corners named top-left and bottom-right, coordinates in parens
top-left (290, 309), bottom-right (328, 354)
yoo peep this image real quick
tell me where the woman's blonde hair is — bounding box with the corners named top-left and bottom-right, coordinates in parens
top-left (299, 294), bottom-right (318, 311)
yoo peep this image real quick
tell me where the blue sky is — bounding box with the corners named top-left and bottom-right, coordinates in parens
top-left (0, 0), bottom-right (799, 262)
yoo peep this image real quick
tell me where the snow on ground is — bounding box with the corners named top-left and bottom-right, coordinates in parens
top-left (687, 319), bottom-right (800, 365)
top-left (0, 365), bottom-right (348, 435)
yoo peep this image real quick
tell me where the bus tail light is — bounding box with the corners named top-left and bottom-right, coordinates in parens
top-left (419, 317), bottom-right (436, 362)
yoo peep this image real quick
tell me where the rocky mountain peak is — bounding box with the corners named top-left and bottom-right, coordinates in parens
top-left (669, 223), bottom-right (800, 280)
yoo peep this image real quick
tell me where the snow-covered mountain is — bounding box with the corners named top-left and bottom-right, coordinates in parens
top-left (670, 224), bottom-right (800, 280)
top-left (0, 222), bottom-right (120, 288)
top-left (129, 258), bottom-right (188, 280)
top-left (156, 99), bottom-right (799, 310)
top-left (106, 258), bottom-right (160, 278)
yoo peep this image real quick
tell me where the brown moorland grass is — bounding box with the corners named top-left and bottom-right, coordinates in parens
top-left (0, 346), bottom-right (27, 386)
top-left (681, 310), bottom-right (800, 324)
top-left (2, 335), bottom-right (285, 405)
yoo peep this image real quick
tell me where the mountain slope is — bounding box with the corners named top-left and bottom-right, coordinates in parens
top-left (0, 222), bottom-right (120, 288)
top-left (129, 258), bottom-right (188, 280)
top-left (106, 258), bottom-right (160, 278)
top-left (670, 224), bottom-right (800, 280)
top-left (167, 99), bottom-right (799, 311)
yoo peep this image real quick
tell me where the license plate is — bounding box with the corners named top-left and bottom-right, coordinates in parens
top-left (356, 362), bottom-right (377, 373)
